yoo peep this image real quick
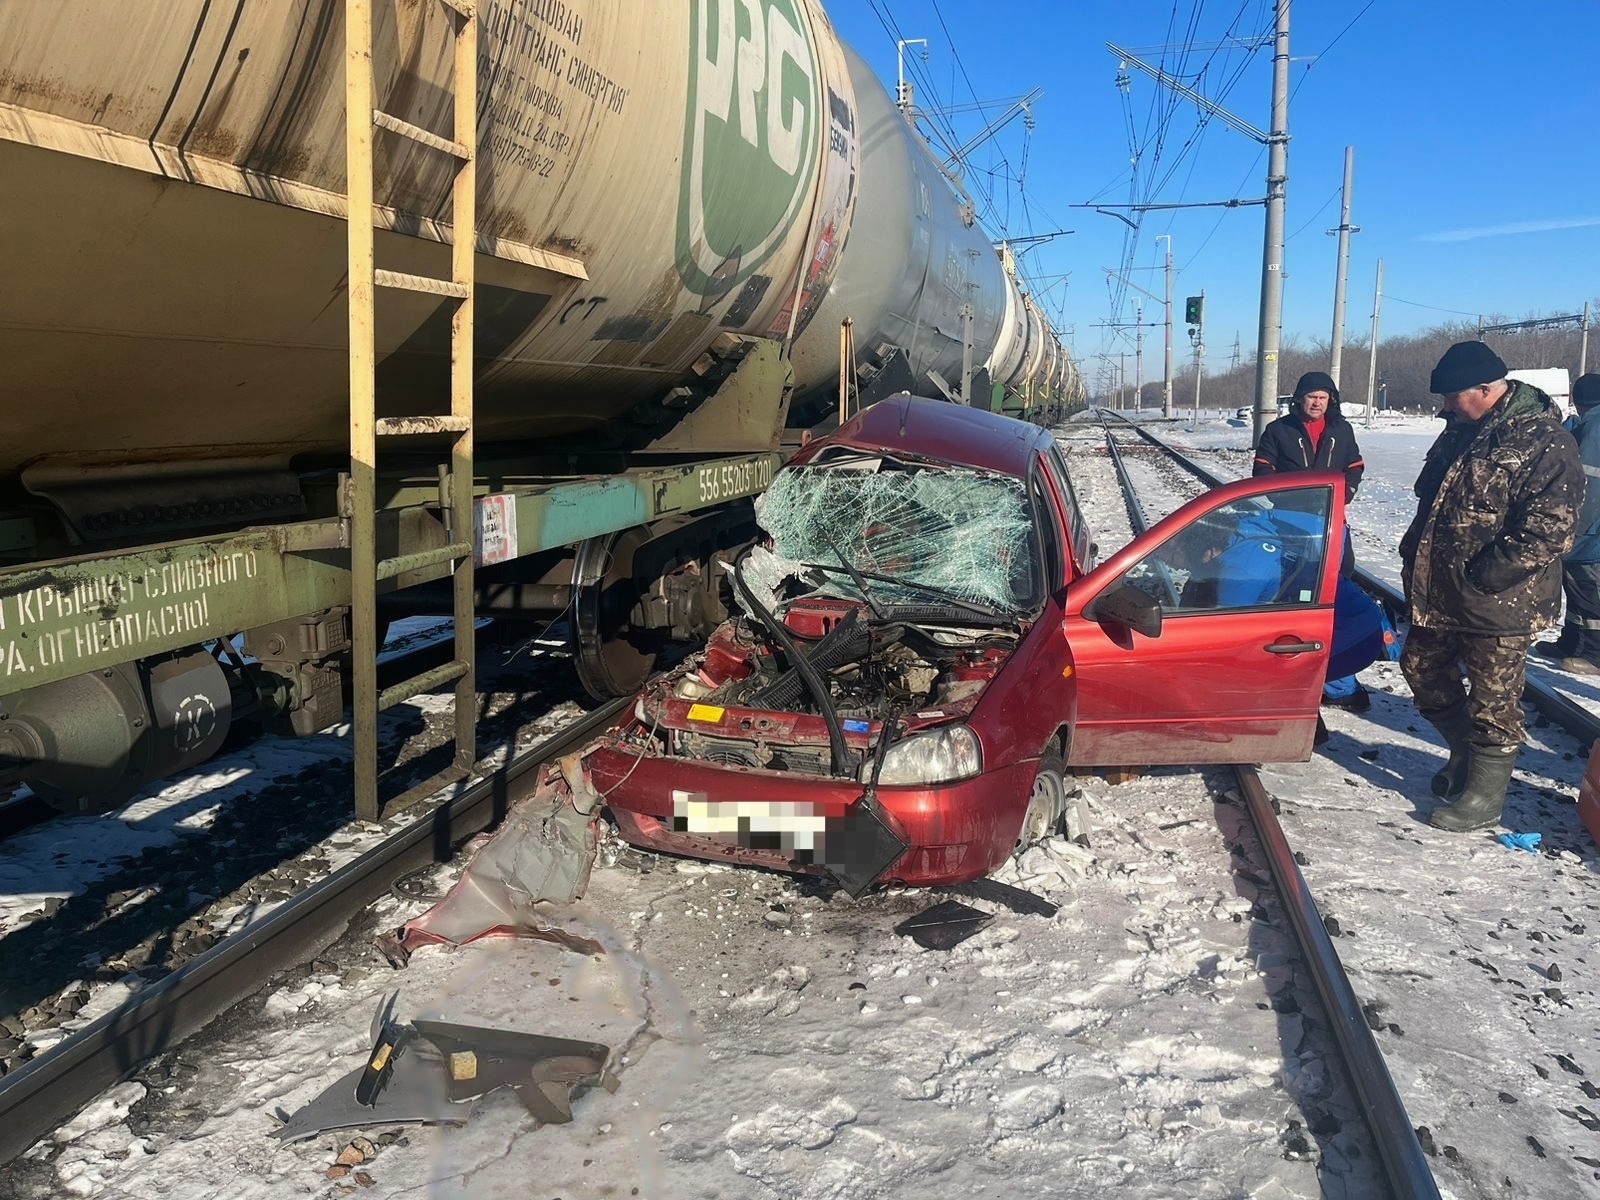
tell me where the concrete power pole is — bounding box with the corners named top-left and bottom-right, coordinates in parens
top-left (1583, 301), bottom-right (1591, 377)
top-left (1252, 0), bottom-right (1291, 445)
top-left (1135, 300), bottom-right (1145, 410)
top-left (1328, 145), bottom-right (1359, 387)
top-left (1364, 258), bottom-right (1383, 430)
top-left (1164, 236), bottom-right (1177, 419)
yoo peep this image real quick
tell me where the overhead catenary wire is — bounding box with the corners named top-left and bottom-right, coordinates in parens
top-left (1107, 0), bottom-right (1381, 376)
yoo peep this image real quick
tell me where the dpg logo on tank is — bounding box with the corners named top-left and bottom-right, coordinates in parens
top-left (678, 0), bottom-right (819, 298)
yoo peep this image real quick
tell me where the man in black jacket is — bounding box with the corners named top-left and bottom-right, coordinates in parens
top-left (1401, 342), bottom-right (1582, 831)
top-left (1254, 370), bottom-right (1369, 708)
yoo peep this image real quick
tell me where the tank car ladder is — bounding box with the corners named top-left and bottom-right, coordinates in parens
top-left (344, 0), bottom-right (479, 821)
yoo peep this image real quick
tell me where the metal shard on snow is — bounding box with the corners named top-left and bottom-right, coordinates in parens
top-left (894, 899), bottom-right (994, 950)
top-left (270, 996), bottom-right (617, 1142)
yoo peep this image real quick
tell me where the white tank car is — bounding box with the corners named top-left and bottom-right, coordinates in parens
top-left (0, 1), bottom-right (1071, 485)
top-left (787, 42), bottom-right (1045, 409)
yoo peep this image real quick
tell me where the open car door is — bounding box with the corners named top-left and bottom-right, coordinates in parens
top-left (1062, 472), bottom-right (1346, 766)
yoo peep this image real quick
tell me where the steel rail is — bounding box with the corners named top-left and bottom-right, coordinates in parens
top-left (0, 694), bottom-right (631, 1167)
top-left (1096, 413), bottom-right (1443, 1200)
top-left (1232, 766), bottom-right (1441, 1200)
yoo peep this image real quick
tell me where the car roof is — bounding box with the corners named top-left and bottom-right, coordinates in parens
top-left (792, 395), bottom-right (1050, 478)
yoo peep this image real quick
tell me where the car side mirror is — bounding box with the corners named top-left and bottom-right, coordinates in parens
top-left (1083, 584), bottom-right (1163, 641)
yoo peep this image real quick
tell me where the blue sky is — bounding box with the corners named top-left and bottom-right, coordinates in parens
top-left (825, 0), bottom-right (1600, 383)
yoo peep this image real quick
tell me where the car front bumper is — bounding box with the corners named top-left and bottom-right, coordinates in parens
top-left (588, 745), bottom-right (1038, 889)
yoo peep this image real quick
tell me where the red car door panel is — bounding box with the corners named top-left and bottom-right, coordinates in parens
top-left (1063, 472), bottom-right (1346, 766)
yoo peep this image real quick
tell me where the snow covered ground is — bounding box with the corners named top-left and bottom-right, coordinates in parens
top-left (3, 413), bottom-right (1597, 1200)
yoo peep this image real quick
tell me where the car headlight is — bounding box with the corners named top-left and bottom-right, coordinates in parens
top-left (869, 724), bottom-right (983, 786)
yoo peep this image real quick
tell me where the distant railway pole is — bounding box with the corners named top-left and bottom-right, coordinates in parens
top-left (1134, 300), bottom-right (1145, 409)
top-left (1364, 259), bottom-right (1383, 430)
top-left (1159, 235), bottom-right (1174, 418)
top-left (1103, 263), bottom-right (1169, 415)
top-left (1327, 146), bottom-right (1359, 387)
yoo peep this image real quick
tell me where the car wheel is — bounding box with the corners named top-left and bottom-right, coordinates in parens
top-left (1015, 748), bottom-right (1068, 852)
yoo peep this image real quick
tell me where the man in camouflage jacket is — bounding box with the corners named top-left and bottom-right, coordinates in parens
top-left (1399, 341), bottom-right (1583, 831)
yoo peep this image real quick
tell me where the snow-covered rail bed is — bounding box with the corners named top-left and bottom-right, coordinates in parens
top-left (3, 766), bottom-right (1388, 1200)
top-left (1065, 410), bottom-right (1600, 1198)
top-left (0, 629), bottom-right (589, 1088)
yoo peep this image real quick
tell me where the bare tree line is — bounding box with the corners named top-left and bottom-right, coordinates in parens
top-left (1103, 298), bottom-right (1597, 414)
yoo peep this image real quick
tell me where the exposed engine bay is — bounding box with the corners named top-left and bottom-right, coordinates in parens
top-left (651, 605), bottom-right (1019, 775)
top-left (605, 453), bottom-right (1041, 778)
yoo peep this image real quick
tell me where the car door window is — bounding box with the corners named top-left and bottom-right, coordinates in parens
top-left (1042, 446), bottom-right (1093, 574)
top-left (1115, 486), bottom-right (1333, 613)
top-left (1028, 466), bottom-right (1065, 594)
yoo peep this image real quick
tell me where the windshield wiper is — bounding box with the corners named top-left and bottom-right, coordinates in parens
top-left (818, 529), bottom-right (889, 621)
top-left (799, 562), bottom-right (1010, 621)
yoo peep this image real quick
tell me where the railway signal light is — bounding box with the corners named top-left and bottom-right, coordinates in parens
top-left (1185, 295), bottom-right (1204, 327)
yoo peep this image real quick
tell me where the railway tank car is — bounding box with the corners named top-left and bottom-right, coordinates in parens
top-left (0, 0), bottom-right (1080, 813)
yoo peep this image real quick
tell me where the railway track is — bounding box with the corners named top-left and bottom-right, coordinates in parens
top-left (1097, 410), bottom-right (1443, 1200)
top-left (0, 674), bottom-right (628, 1166)
top-left (9, 409), bottom-right (1589, 1191)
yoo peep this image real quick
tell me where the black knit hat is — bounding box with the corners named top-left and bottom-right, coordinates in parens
top-left (1574, 373), bottom-right (1600, 410)
top-left (1293, 370), bottom-right (1340, 403)
top-left (1430, 341), bottom-right (1508, 394)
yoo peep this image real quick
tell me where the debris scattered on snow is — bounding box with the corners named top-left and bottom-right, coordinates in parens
top-left (893, 900), bottom-right (993, 950)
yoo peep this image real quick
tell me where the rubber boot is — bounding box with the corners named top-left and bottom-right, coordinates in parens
top-left (1429, 744), bottom-right (1517, 832)
top-left (1531, 624), bottom-right (1579, 660)
top-left (1422, 702), bottom-right (1472, 800)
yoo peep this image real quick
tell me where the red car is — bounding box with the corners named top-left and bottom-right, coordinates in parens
top-left (588, 397), bottom-right (1346, 893)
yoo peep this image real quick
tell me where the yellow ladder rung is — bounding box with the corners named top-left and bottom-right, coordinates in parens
top-left (375, 415), bottom-right (471, 436)
top-left (379, 659), bottom-right (471, 711)
top-left (373, 108), bottom-right (471, 159)
top-left (375, 269), bottom-right (470, 299)
top-left (376, 541), bottom-right (472, 581)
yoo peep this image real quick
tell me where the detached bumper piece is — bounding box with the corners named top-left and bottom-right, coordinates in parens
top-left (824, 794), bottom-right (910, 898)
top-left (271, 994), bottom-right (618, 1142)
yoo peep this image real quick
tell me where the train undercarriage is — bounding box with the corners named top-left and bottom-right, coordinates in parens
top-left (0, 325), bottom-right (1076, 819)
top-left (0, 340), bottom-right (795, 816)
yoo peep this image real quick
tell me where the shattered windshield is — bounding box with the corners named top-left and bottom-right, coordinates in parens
top-left (753, 459), bottom-right (1038, 613)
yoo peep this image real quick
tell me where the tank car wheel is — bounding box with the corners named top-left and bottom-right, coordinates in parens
top-left (573, 527), bottom-right (663, 699)
top-left (1015, 747), bottom-right (1067, 852)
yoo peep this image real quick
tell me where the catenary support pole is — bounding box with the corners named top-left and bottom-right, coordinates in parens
top-left (1135, 300), bottom-right (1145, 409)
top-left (1328, 145), bottom-right (1358, 386)
top-left (1158, 234), bottom-right (1174, 418)
top-left (1365, 258), bottom-right (1383, 430)
top-left (1583, 302), bottom-right (1590, 377)
top-left (1252, 0), bottom-right (1291, 445)
top-left (1194, 289), bottom-right (1206, 422)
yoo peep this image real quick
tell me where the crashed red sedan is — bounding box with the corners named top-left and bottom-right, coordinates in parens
top-left (588, 397), bottom-right (1346, 894)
